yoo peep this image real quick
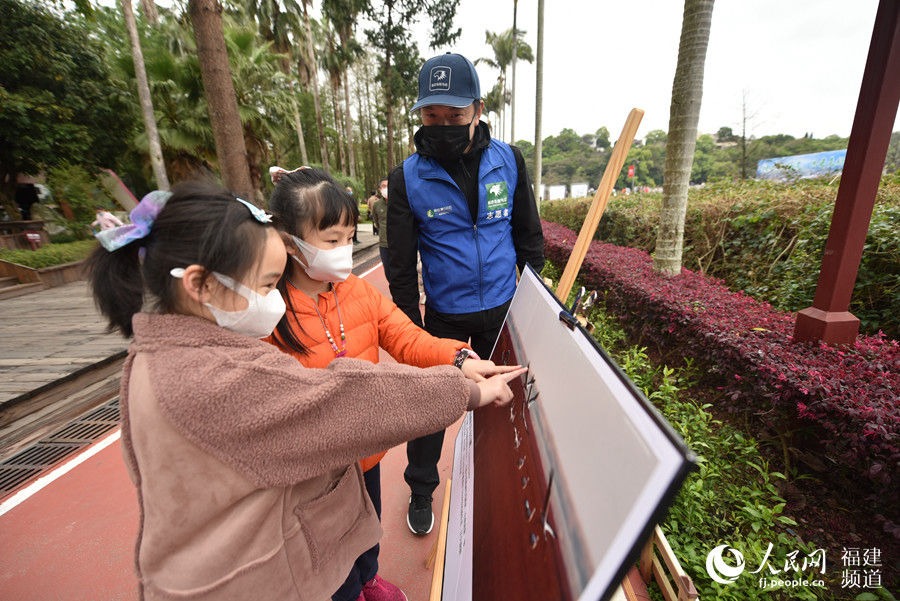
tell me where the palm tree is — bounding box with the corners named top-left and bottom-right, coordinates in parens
top-left (510, 0), bottom-right (518, 143)
top-left (240, 0), bottom-right (310, 165)
top-left (321, 24), bottom-right (347, 173)
top-left (137, 20), bottom-right (217, 181)
top-left (141, 0), bottom-right (159, 25)
top-left (121, 0), bottom-right (169, 189)
top-left (139, 0), bottom-right (158, 24)
top-left (477, 28), bottom-right (533, 143)
top-left (224, 27), bottom-right (294, 199)
top-left (533, 0), bottom-right (544, 204)
top-left (188, 0), bottom-right (255, 201)
top-left (653, 0), bottom-right (715, 275)
top-left (322, 0), bottom-right (365, 179)
top-left (300, 1), bottom-right (329, 170)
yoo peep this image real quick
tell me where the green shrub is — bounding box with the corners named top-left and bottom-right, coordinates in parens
top-left (541, 176), bottom-right (900, 338)
top-left (46, 164), bottom-right (110, 240)
top-left (0, 240), bottom-right (97, 269)
top-left (541, 262), bottom-right (837, 599)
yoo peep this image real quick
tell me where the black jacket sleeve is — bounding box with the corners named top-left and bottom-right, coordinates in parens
top-left (386, 165), bottom-right (424, 327)
top-left (510, 145), bottom-right (546, 274)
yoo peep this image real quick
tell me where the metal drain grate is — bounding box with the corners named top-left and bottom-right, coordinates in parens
top-left (0, 397), bottom-right (120, 498)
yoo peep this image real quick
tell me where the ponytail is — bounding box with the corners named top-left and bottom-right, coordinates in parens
top-left (87, 181), bottom-right (275, 338)
top-left (86, 239), bottom-right (144, 337)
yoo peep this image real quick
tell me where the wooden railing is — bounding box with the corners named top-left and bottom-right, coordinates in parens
top-left (637, 525), bottom-right (699, 601)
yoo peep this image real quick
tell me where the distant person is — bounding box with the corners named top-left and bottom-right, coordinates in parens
top-left (387, 52), bottom-right (545, 535)
top-left (370, 177), bottom-right (390, 280)
top-left (86, 182), bottom-right (524, 601)
top-left (91, 207), bottom-right (124, 231)
top-left (266, 166), bottom-right (515, 601)
top-left (366, 189), bottom-right (378, 230)
top-left (14, 182), bottom-right (39, 220)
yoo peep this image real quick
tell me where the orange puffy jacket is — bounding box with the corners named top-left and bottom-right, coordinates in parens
top-left (266, 274), bottom-right (468, 471)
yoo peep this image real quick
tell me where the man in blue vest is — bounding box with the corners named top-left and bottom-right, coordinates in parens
top-left (387, 52), bottom-right (545, 535)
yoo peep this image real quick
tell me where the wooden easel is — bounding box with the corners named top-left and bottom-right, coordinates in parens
top-left (555, 108), bottom-right (643, 301)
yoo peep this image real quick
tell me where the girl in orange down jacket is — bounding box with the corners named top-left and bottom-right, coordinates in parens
top-left (266, 167), bottom-right (505, 601)
top-left (87, 182), bottom-right (524, 601)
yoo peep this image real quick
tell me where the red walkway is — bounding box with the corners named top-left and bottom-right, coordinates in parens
top-left (0, 264), bottom-right (459, 601)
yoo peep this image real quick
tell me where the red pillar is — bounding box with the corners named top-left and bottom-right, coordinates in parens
top-left (794, 0), bottom-right (900, 345)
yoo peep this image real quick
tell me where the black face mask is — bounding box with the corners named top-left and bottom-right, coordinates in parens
top-left (415, 122), bottom-right (473, 162)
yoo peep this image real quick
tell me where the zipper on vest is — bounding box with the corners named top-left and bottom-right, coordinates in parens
top-left (473, 223), bottom-right (485, 310)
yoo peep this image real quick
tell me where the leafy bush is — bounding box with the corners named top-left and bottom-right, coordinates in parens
top-left (542, 221), bottom-right (899, 532)
top-left (0, 240), bottom-right (97, 269)
top-left (541, 262), bottom-right (826, 599)
top-left (540, 176), bottom-right (900, 338)
top-left (46, 164), bottom-right (110, 240)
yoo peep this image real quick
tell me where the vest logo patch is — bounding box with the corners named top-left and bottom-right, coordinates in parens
top-left (485, 181), bottom-right (509, 212)
top-left (427, 205), bottom-right (453, 218)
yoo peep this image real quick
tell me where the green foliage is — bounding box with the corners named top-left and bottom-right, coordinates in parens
top-left (574, 292), bottom-right (830, 600)
top-left (46, 164), bottom-right (107, 238)
top-left (526, 126), bottom-right (863, 194)
top-left (541, 176), bottom-right (900, 338)
top-left (855, 589), bottom-right (898, 601)
top-left (0, 0), bottom-right (134, 201)
top-left (0, 240), bottom-right (97, 269)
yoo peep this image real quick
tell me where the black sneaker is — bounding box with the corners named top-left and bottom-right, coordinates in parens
top-left (407, 494), bottom-right (434, 535)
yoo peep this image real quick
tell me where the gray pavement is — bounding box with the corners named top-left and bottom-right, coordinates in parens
top-left (0, 226), bottom-right (379, 406)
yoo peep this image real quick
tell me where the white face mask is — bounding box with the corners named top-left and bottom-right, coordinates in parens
top-left (204, 272), bottom-right (286, 338)
top-left (291, 235), bottom-right (353, 282)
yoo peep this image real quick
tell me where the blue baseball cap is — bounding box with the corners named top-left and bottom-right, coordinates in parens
top-left (410, 52), bottom-right (481, 113)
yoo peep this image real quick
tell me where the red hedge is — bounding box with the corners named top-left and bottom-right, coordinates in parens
top-left (543, 220), bottom-right (899, 498)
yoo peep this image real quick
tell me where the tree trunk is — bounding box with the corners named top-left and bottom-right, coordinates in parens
top-left (122, 0), bottom-right (169, 190)
top-left (290, 88), bottom-right (310, 166)
top-left (510, 0), bottom-right (518, 144)
top-left (384, 49), bottom-right (395, 170)
top-left (139, 0), bottom-right (158, 25)
top-left (343, 68), bottom-right (357, 179)
top-left (361, 60), bottom-right (380, 183)
top-left (303, 4), bottom-right (329, 170)
top-left (330, 73), bottom-right (347, 173)
top-left (189, 0), bottom-right (254, 201)
top-left (653, 0), bottom-right (715, 276)
top-left (244, 127), bottom-right (264, 202)
top-left (533, 0), bottom-right (544, 205)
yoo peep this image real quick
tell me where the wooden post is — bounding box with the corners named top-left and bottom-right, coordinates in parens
top-left (428, 478), bottom-right (452, 601)
top-left (555, 109), bottom-right (644, 302)
top-left (794, 0), bottom-right (900, 344)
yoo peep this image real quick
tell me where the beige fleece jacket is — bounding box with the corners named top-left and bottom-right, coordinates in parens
top-left (121, 313), bottom-right (469, 601)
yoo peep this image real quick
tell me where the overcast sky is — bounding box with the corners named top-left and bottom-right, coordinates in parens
top-left (422, 0), bottom-right (898, 143)
top-left (102, 1), bottom-right (897, 143)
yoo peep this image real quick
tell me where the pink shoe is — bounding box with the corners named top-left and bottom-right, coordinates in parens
top-left (362, 574), bottom-right (408, 601)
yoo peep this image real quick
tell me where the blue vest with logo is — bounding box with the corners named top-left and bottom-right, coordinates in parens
top-left (403, 141), bottom-right (518, 314)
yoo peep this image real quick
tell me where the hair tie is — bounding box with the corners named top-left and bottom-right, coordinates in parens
top-left (269, 165), bottom-right (310, 185)
top-left (235, 196), bottom-right (272, 223)
top-left (95, 190), bottom-right (172, 252)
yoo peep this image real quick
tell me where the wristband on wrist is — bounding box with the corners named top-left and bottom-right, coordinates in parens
top-left (453, 348), bottom-right (471, 369)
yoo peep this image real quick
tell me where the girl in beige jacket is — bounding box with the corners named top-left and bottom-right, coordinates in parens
top-left (87, 182), bottom-right (523, 601)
